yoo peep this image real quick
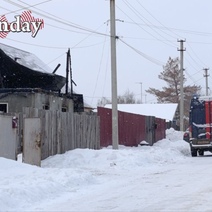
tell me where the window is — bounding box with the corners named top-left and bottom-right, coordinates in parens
top-left (43, 104), bottom-right (49, 110)
top-left (62, 107), bottom-right (67, 112)
top-left (0, 103), bottom-right (8, 113)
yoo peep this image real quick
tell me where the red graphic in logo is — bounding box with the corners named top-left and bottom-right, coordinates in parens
top-left (0, 10), bottom-right (44, 38)
top-left (0, 15), bottom-right (10, 38)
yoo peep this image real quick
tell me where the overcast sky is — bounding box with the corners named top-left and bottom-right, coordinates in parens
top-left (0, 0), bottom-right (212, 107)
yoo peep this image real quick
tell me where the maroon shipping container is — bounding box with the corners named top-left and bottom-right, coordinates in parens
top-left (97, 107), bottom-right (166, 147)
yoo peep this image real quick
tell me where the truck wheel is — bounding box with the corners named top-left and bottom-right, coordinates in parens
top-left (199, 150), bottom-right (204, 156)
top-left (191, 149), bottom-right (197, 157)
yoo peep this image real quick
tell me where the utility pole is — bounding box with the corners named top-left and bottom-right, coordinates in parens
top-left (110, 0), bottom-right (119, 149)
top-left (137, 82), bottom-right (142, 103)
top-left (65, 48), bottom-right (70, 95)
top-left (178, 40), bottom-right (186, 131)
top-left (203, 68), bottom-right (209, 96)
top-left (70, 53), bottom-right (73, 96)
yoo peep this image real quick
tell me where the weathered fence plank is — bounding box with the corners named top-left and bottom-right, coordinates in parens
top-left (20, 108), bottom-right (100, 161)
top-left (52, 111), bottom-right (57, 156)
top-left (23, 118), bottom-right (41, 166)
top-left (0, 115), bottom-right (17, 160)
top-left (0, 107), bottom-right (100, 165)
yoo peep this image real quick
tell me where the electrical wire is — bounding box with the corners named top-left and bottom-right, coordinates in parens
top-left (135, 0), bottom-right (182, 40)
top-left (119, 38), bottom-right (164, 66)
top-left (102, 45), bottom-right (110, 98)
top-left (121, 0), bottom-right (177, 48)
top-left (184, 69), bottom-right (198, 85)
top-left (4, 0), bottom-right (110, 38)
top-left (71, 23), bottom-right (106, 49)
top-left (186, 42), bottom-right (207, 67)
top-left (0, 5), bottom-right (96, 37)
top-left (116, 5), bottom-right (173, 48)
top-left (122, 36), bottom-right (175, 43)
top-left (72, 40), bottom-right (110, 49)
top-left (91, 24), bottom-right (109, 106)
top-left (2, 0), bottom-right (206, 98)
top-left (0, 5), bottom-right (108, 50)
top-left (46, 52), bottom-right (66, 65)
top-left (124, 21), bottom-right (212, 37)
top-left (1, 0), bottom-right (52, 16)
top-left (5, 37), bottom-right (68, 49)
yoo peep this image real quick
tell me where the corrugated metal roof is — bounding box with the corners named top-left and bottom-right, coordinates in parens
top-left (0, 43), bottom-right (66, 91)
top-left (0, 43), bottom-right (52, 74)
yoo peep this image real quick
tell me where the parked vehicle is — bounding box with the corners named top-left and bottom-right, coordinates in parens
top-left (189, 95), bottom-right (212, 157)
top-left (183, 128), bottom-right (189, 143)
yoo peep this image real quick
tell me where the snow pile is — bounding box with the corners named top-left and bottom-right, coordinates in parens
top-left (166, 127), bottom-right (184, 141)
top-left (42, 128), bottom-right (190, 170)
top-left (0, 128), bottom-right (191, 211)
top-left (0, 157), bottom-right (97, 211)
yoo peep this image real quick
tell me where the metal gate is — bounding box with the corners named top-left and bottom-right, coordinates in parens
top-left (23, 118), bottom-right (41, 166)
top-left (145, 116), bottom-right (155, 146)
top-left (0, 115), bottom-right (18, 160)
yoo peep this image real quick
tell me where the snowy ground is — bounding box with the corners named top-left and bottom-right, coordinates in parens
top-left (1, 128), bottom-right (212, 212)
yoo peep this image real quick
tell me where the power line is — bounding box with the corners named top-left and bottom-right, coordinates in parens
top-left (91, 24), bottom-right (109, 106)
top-left (186, 42), bottom-right (207, 67)
top-left (184, 69), bottom-right (198, 85)
top-left (4, 0), bottom-right (110, 38)
top-left (47, 52), bottom-right (66, 65)
top-left (5, 37), bottom-right (68, 49)
top-left (102, 47), bottom-right (110, 98)
top-left (124, 21), bottom-right (212, 37)
top-left (0, 4), bottom-right (95, 36)
top-left (0, 5), bottom-right (108, 50)
top-left (119, 38), bottom-right (164, 66)
top-left (185, 52), bottom-right (204, 73)
top-left (135, 0), bottom-right (182, 39)
top-left (1, 0), bottom-right (52, 16)
top-left (121, 0), bottom-right (177, 48)
top-left (116, 4), bottom-right (176, 49)
top-left (71, 23), bottom-right (106, 49)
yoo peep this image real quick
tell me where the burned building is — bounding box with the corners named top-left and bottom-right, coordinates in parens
top-left (0, 43), bottom-right (84, 113)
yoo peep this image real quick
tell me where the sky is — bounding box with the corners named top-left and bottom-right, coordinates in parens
top-left (0, 0), bottom-right (212, 107)
top-left (2, 128), bottom-right (212, 211)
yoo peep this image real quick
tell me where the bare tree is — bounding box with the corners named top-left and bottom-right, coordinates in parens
top-left (117, 89), bottom-right (136, 104)
top-left (146, 57), bottom-right (201, 128)
top-left (97, 89), bottom-right (137, 106)
top-left (97, 97), bottom-right (111, 107)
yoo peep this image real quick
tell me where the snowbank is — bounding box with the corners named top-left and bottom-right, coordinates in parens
top-left (0, 128), bottom-right (191, 211)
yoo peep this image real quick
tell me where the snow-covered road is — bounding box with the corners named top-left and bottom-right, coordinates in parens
top-left (1, 129), bottom-right (212, 212)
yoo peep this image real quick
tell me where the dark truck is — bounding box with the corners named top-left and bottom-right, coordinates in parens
top-left (189, 95), bottom-right (212, 157)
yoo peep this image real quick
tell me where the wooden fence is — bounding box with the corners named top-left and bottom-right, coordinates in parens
top-left (0, 106), bottom-right (167, 166)
top-left (18, 108), bottom-right (100, 160)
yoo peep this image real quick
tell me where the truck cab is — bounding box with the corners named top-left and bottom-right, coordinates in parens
top-left (189, 95), bottom-right (212, 156)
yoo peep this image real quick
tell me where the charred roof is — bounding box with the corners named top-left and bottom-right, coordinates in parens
top-left (0, 43), bottom-right (66, 91)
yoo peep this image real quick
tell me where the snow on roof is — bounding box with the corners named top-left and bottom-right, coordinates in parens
top-left (104, 103), bottom-right (178, 121)
top-left (0, 43), bottom-right (52, 74)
